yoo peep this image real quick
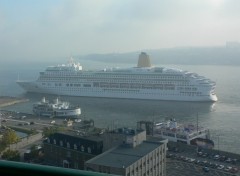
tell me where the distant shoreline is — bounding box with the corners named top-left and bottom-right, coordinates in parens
top-left (0, 96), bottom-right (29, 108)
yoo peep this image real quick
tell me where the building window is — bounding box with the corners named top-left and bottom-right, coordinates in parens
top-left (74, 162), bottom-right (78, 169)
top-left (66, 151), bottom-right (71, 157)
top-left (87, 147), bottom-right (91, 153)
top-left (63, 160), bottom-right (69, 168)
top-left (60, 140), bottom-right (63, 146)
top-left (67, 142), bottom-right (70, 148)
top-left (81, 145), bottom-right (84, 152)
top-left (53, 139), bottom-right (56, 145)
top-left (74, 144), bottom-right (77, 150)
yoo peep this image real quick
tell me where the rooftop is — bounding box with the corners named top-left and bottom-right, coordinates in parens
top-left (86, 141), bottom-right (163, 168)
top-left (52, 131), bottom-right (103, 143)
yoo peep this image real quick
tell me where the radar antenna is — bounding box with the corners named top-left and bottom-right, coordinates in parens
top-left (68, 56), bottom-right (74, 64)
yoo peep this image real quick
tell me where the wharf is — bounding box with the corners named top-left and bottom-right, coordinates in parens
top-left (0, 96), bottom-right (29, 108)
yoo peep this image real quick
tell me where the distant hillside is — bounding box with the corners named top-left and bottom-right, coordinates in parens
top-left (77, 46), bottom-right (240, 65)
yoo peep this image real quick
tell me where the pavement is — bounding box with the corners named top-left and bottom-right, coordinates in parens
top-left (167, 159), bottom-right (237, 176)
top-left (166, 149), bottom-right (239, 176)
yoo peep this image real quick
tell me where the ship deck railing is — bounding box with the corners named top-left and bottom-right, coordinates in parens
top-left (154, 128), bottom-right (207, 138)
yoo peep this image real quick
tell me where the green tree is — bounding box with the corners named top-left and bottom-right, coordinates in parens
top-left (42, 126), bottom-right (64, 138)
top-left (30, 144), bottom-right (39, 158)
top-left (2, 149), bottom-right (20, 161)
top-left (1, 129), bottom-right (19, 146)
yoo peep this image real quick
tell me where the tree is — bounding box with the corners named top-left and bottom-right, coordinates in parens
top-left (1, 129), bottom-right (19, 146)
top-left (42, 126), bottom-right (64, 138)
top-left (28, 144), bottom-right (44, 163)
top-left (30, 144), bottom-right (39, 158)
top-left (2, 149), bottom-right (20, 161)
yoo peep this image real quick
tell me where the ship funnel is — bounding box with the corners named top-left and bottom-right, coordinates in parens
top-left (42, 97), bottom-right (46, 103)
top-left (137, 52), bottom-right (151, 67)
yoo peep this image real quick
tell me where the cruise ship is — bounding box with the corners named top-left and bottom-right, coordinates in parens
top-left (17, 52), bottom-right (217, 101)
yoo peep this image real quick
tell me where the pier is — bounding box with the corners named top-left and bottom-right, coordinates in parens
top-left (0, 96), bottom-right (29, 108)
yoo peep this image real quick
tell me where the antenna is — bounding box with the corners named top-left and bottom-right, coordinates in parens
top-left (197, 112), bottom-right (199, 133)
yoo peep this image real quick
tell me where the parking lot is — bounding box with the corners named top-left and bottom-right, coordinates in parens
top-left (167, 160), bottom-right (237, 176)
top-left (166, 146), bottom-right (240, 176)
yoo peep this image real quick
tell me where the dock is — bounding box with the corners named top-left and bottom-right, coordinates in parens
top-left (0, 96), bottom-right (29, 108)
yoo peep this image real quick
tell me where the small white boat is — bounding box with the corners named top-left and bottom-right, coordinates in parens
top-left (33, 97), bottom-right (81, 118)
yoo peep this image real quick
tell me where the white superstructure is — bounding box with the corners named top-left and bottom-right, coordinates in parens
top-left (137, 119), bottom-right (214, 149)
top-left (17, 52), bottom-right (217, 102)
top-left (33, 97), bottom-right (81, 118)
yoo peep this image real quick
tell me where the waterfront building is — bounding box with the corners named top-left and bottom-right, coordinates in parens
top-left (43, 132), bottom-right (103, 169)
top-left (85, 130), bottom-right (167, 176)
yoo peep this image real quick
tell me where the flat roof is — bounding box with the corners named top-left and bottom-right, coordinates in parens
top-left (86, 141), bottom-right (163, 168)
top-left (55, 131), bottom-right (103, 142)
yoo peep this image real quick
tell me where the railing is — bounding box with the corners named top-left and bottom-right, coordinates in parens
top-left (0, 160), bottom-right (114, 176)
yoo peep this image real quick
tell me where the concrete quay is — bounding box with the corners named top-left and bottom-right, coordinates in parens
top-left (0, 96), bottom-right (29, 108)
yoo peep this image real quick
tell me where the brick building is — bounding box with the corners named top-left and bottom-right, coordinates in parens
top-left (85, 130), bottom-right (167, 176)
top-left (43, 132), bottom-right (103, 169)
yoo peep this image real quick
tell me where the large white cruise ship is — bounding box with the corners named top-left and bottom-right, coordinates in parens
top-left (17, 52), bottom-right (217, 101)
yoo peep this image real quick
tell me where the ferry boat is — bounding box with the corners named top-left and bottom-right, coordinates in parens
top-left (33, 97), bottom-right (81, 118)
top-left (17, 52), bottom-right (217, 102)
top-left (137, 119), bottom-right (214, 149)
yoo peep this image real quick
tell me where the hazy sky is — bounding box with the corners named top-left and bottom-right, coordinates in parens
top-left (0, 0), bottom-right (240, 61)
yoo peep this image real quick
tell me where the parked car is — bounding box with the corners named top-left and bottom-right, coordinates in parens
top-left (214, 155), bottom-right (220, 160)
top-left (232, 159), bottom-right (238, 164)
top-left (224, 166), bottom-right (232, 172)
top-left (225, 158), bottom-right (232, 163)
top-left (195, 160), bottom-right (201, 165)
top-left (197, 152), bottom-right (203, 156)
top-left (202, 167), bottom-right (210, 172)
top-left (230, 167), bottom-right (238, 173)
top-left (166, 153), bottom-right (172, 158)
top-left (189, 158), bottom-right (195, 163)
top-left (30, 121), bottom-right (35, 125)
top-left (217, 165), bottom-right (224, 170)
top-left (219, 156), bottom-right (227, 162)
top-left (74, 119), bottom-right (82, 123)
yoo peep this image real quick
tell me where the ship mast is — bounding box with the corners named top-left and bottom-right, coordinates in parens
top-left (197, 112), bottom-right (198, 133)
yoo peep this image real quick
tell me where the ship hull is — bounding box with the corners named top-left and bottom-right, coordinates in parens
top-left (33, 108), bottom-right (81, 118)
top-left (17, 81), bottom-right (217, 102)
top-left (190, 138), bottom-right (214, 149)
